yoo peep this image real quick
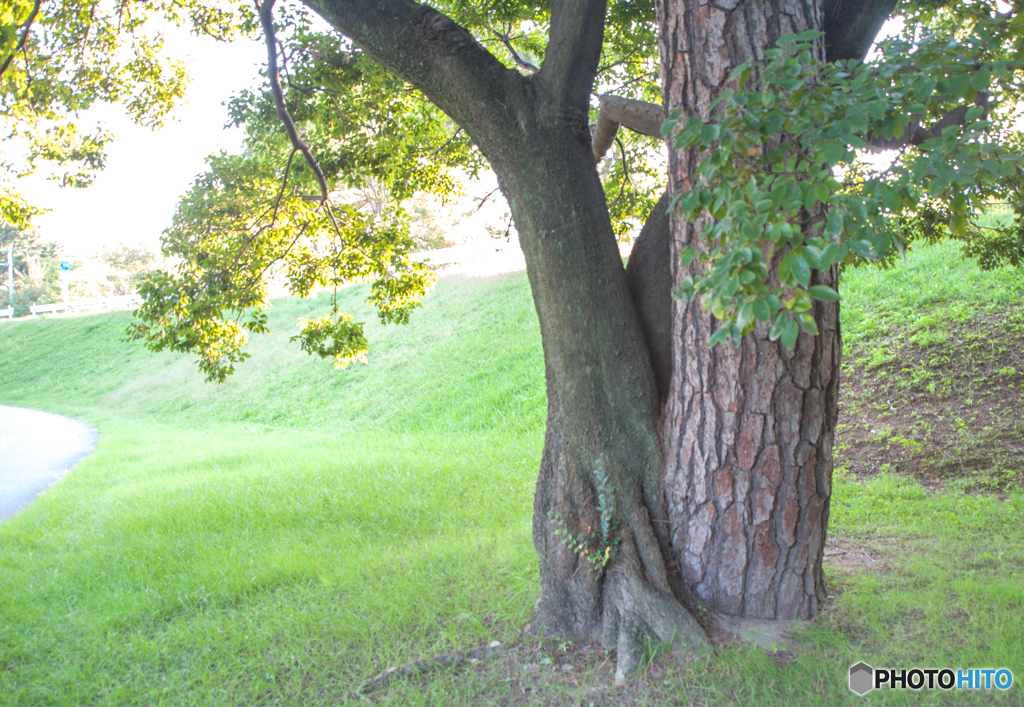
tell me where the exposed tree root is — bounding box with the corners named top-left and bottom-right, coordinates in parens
top-left (601, 527), bottom-right (712, 684)
top-left (357, 640), bottom-right (505, 694)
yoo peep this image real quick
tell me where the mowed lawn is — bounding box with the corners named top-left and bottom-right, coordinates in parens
top-left (1, 252), bottom-right (1022, 706)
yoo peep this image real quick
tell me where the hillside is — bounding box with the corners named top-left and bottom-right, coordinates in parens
top-left (1, 252), bottom-right (1022, 706)
top-left (0, 272), bottom-right (546, 434)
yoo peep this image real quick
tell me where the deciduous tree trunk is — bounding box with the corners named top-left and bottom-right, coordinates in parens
top-left (656, 0), bottom-right (841, 620)
top-left (493, 106), bottom-right (710, 682)
top-left (305, 0), bottom-right (712, 681)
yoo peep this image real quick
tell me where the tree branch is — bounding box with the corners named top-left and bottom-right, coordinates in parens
top-left (823, 0), bottom-right (898, 63)
top-left (258, 0), bottom-right (330, 203)
top-left (592, 94), bottom-right (663, 161)
top-left (301, 0), bottom-right (519, 147)
top-left (538, 0), bottom-right (609, 110)
top-left (866, 92), bottom-right (989, 150)
top-left (493, 27), bottom-right (538, 73)
top-left (0, 0), bottom-right (42, 80)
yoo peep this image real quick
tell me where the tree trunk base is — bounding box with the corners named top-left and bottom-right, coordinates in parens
top-left (530, 520), bottom-right (713, 684)
top-left (601, 531), bottom-right (712, 683)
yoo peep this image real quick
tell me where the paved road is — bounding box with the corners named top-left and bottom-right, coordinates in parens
top-left (0, 405), bottom-right (97, 522)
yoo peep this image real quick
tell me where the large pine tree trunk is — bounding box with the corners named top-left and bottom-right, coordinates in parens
top-left (657, 0), bottom-right (842, 620)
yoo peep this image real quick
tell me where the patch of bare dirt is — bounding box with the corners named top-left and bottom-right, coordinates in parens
top-left (823, 540), bottom-right (883, 573)
top-left (837, 307), bottom-right (1024, 492)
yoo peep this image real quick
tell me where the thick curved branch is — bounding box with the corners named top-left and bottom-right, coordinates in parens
top-left (302, 0), bottom-right (519, 147)
top-left (867, 92), bottom-right (989, 150)
top-left (823, 0), bottom-right (897, 63)
top-left (0, 0), bottom-right (42, 80)
top-left (592, 94), bottom-right (663, 161)
top-left (539, 0), bottom-right (609, 110)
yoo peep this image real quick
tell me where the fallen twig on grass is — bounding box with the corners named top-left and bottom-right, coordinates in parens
top-left (357, 640), bottom-right (506, 694)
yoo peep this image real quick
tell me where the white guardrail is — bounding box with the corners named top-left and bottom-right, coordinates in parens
top-left (29, 294), bottom-right (142, 316)
top-left (0, 307), bottom-right (12, 319)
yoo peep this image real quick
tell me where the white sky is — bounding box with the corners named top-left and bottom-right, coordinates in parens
top-left (15, 29), bottom-right (267, 257)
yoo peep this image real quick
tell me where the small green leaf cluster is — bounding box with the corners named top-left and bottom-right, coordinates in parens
top-left (661, 18), bottom-right (1023, 348)
top-left (127, 152), bottom-right (433, 382)
top-left (547, 459), bottom-right (621, 577)
top-left (292, 311), bottom-right (368, 369)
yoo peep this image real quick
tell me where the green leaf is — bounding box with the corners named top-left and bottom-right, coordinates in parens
top-left (849, 239), bottom-right (875, 259)
top-left (681, 190), bottom-right (700, 215)
top-left (799, 312), bottom-right (819, 336)
top-left (803, 184), bottom-right (817, 211)
top-left (768, 311), bottom-right (787, 341)
top-left (970, 66), bottom-right (991, 92)
top-left (814, 183), bottom-right (831, 205)
top-left (708, 326), bottom-right (733, 348)
top-left (680, 247), bottom-right (698, 267)
top-left (789, 253), bottom-right (811, 288)
top-left (803, 245), bottom-right (824, 269)
top-left (823, 140), bottom-right (846, 165)
top-left (780, 319), bottom-right (799, 349)
top-left (752, 298), bottom-right (771, 322)
top-left (700, 123), bottom-right (722, 145)
top-left (793, 29), bottom-right (823, 42)
top-left (808, 284), bottom-right (840, 301)
top-left (824, 211), bottom-right (844, 238)
top-left (737, 300), bottom-right (754, 330)
top-left (778, 254), bottom-right (791, 284)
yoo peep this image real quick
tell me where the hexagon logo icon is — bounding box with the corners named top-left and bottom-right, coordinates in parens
top-left (849, 662), bottom-right (874, 695)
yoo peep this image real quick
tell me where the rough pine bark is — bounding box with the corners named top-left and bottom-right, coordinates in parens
top-left (657, 0), bottom-right (842, 620)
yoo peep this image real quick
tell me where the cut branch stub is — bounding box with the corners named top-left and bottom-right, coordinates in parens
top-left (593, 95), bottom-right (665, 161)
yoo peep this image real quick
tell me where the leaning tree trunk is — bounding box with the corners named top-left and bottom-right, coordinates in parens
top-left (485, 81), bottom-right (710, 685)
top-left (657, 0), bottom-right (842, 620)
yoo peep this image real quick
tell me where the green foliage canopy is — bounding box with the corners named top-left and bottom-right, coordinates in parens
top-left (127, 0), bottom-right (665, 380)
top-left (0, 0), bottom-right (251, 230)
top-left (6, 0), bottom-right (1021, 371)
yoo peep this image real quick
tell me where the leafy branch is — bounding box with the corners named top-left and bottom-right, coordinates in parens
top-left (661, 19), bottom-right (1023, 349)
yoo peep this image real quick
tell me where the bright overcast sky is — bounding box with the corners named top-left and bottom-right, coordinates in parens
top-left (16, 28), bottom-right (267, 257)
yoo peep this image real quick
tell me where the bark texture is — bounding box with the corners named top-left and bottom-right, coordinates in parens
top-left (625, 190), bottom-right (673, 402)
top-left (657, 0), bottom-right (842, 620)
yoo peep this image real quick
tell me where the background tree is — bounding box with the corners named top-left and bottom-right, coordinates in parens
top-left (0, 223), bottom-right (61, 315)
top-left (99, 243), bottom-right (158, 296)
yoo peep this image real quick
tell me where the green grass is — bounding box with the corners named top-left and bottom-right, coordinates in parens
top-left (839, 239), bottom-right (1024, 346)
top-left (1, 255), bottom-right (1023, 705)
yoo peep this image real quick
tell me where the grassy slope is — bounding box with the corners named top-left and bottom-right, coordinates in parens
top-left (0, 253), bottom-right (1022, 706)
top-left (0, 273), bottom-right (546, 706)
